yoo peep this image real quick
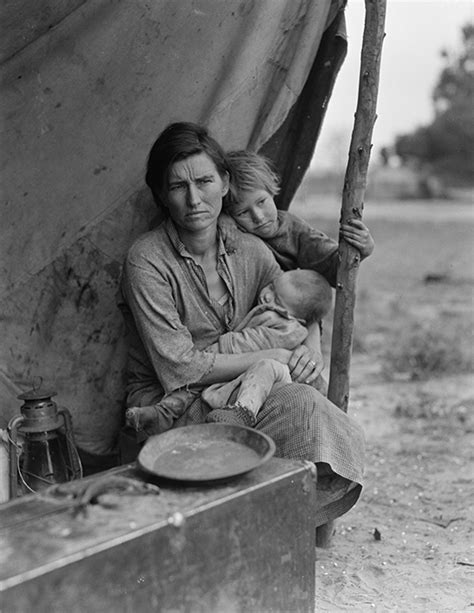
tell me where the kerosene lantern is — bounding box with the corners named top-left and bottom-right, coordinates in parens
top-left (7, 383), bottom-right (82, 498)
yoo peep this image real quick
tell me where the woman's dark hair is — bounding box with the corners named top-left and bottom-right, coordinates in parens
top-left (145, 122), bottom-right (229, 207)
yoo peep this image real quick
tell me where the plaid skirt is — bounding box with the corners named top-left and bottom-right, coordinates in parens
top-left (175, 382), bottom-right (365, 527)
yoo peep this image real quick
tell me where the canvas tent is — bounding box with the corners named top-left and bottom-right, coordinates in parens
top-left (0, 0), bottom-right (348, 458)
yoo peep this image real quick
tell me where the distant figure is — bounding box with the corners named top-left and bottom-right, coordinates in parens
top-left (379, 146), bottom-right (390, 166)
top-left (418, 166), bottom-right (445, 199)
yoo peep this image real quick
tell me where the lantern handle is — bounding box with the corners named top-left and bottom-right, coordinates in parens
top-left (7, 415), bottom-right (27, 499)
top-left (57, 406), bottom-right (83, 480)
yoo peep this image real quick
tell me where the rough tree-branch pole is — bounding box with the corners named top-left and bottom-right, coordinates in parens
top-left (317, 0), bottom-right (386, 549)
top-left (327, 0), bottom-right (387, 412)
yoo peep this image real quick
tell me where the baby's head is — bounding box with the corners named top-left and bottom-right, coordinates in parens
top-left (224, 150), bottom-right (280, 238)
top-left (258, 269), bottom-right (332, 324)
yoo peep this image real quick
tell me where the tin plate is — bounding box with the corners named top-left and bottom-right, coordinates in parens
top-left (138, 423), bottom-right (276, 482)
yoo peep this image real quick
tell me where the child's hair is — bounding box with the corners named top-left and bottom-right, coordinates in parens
top-left (283, 270), bottom-right (332, 324)
top-left (226, 150), bottom-right (280, 206)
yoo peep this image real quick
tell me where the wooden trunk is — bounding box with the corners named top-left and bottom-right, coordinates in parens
top-left (0, 458), bottom-right (316, 613)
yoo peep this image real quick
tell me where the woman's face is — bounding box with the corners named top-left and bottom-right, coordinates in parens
top-left (229, 189), bottom-right (279, 238)
top-left (164, 152), bottom-right (229, 233)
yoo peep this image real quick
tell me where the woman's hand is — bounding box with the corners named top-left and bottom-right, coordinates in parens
top-left (287, 345), bottom-right (324, 384)
top-left (340, 219), bottom-right (375, 260)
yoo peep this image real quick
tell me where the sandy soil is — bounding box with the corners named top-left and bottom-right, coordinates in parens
top-left (288, 194), bottom-right (474, 612)
top-left (315, 361), bottom-right (473, 612)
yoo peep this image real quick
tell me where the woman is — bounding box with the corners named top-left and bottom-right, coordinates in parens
top-left (119, 122), bottom-right (364, 526)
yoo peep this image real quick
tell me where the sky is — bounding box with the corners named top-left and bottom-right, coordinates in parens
top-left (311, 0), bottom-right (473, 170)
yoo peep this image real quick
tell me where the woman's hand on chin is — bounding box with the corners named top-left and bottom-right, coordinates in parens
top-left (287, 345), bottom-right (324, 384)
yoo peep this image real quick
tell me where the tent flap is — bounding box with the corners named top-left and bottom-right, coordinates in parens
top-left (0, 0), bottom-right (346, 454)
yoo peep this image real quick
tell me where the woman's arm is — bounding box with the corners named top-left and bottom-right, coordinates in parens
top-left (122, 226), bottom-right (287, 394)
top-left (122, 260), bottom-right (217, 394)
top-left (207, 311), bottom-right (322, 385)
top-left (287, 321), bottom-right (324, 384)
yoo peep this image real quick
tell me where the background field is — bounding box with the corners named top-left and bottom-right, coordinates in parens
top-left (292, 187), bottom-right (474, 612)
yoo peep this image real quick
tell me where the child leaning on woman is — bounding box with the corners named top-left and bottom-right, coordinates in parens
top-left (126, 149), bottom-right (374, 435)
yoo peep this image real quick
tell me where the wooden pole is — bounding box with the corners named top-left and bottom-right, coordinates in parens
top-left (316, 0), bottom-right (386, 548)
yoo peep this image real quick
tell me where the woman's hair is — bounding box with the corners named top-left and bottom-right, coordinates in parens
top-left (226, 150), bottom-right (281, 206)
top-left (145, 122), bottom-right (229, 207)
top-left (284, 269), bottom-right (332, 324)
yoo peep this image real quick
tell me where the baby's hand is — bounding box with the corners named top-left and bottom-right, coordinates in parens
top-left (340, 219), bottom-right (375, 260)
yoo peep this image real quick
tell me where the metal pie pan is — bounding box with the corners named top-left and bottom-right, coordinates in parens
top-left (138, 423), bottom-right (276, 483)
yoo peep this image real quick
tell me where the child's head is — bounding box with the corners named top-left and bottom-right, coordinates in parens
top-left (224, 150), bottom-right (280, 238)
top-left (258, 269), bottom-right (332, 324)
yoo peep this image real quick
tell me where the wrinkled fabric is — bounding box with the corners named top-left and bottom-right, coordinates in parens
top-left (203, 358), bottom-right (292, 413)
top-left (216, 302), bottom-right (308, 353)
top-left (0, 1), bottom-right (347, 454)
top-left (265, 211), bottom-right (339, 286)
top-left (1, 0), bottom-right (340, 296)
top-left (125, 302), bottom-right (307, 434)
top-left (119, 215), bottom-right (281, 403)
top-left (120, 212), bottom-right (365, 524)
top-left (177, 382), bottom-right (365, 527)
top-left (125, 299), bottom-right (329, 433)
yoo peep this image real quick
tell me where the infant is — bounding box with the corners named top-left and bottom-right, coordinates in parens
top-left (126, 268), bottom-right (332, 434)
top-left (204, 268), bottom-right (332, 426)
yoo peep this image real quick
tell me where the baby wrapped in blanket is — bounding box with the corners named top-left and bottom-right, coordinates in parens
top-left (126, 269), bottom-right (332, 434)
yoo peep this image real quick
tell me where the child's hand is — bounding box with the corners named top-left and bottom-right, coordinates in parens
top-left (340, 219), bottom-right (375, 260)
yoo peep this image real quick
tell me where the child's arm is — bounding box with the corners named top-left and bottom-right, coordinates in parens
top-left (339, 219), bottom-right (375, 260)
top-left (212, 308), bottom-right (308, 353)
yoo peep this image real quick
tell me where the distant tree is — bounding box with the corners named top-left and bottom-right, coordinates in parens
top-left (395, 23), bottom-right (474, 186)
top-left (433, 23), bottom-right (473, 114)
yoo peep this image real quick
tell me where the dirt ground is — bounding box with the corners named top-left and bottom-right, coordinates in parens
top-left (315, 364), bottom-right (473, 612)
top-left (291, 193), bottom-right (473, 612)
